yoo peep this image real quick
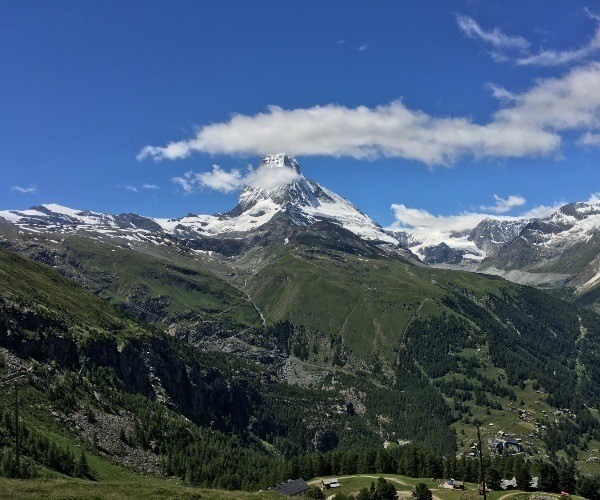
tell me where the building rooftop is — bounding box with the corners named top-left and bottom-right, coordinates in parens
top-left (272, 478), bottom-right (310, 496)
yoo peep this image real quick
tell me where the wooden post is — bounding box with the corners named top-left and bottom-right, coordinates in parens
top-left (477, 425), bottom-right (487, 500)
top-left (1, 372), bottom-right (27, 478)
top-left (14, 383), bottom-right (19, 478)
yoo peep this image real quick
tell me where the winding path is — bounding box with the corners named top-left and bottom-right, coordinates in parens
top-left (309, 475), bottom-right (443, 500)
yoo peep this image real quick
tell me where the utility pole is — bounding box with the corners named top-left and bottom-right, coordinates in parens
top-left (477, 425), bottom-right (487, 500)
top-left (14, 384), bottom-right (19, 477)
top-left (1, 372), bottom-right (27, 478)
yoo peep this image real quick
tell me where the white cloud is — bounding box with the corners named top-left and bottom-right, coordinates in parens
top-left (456, 14), bottom-right (530, 52)
top-left (517, 11), bottom-right (600, 66)
top-left (390, 204), bottom-right (494, 233)
top-left (138, 141), bottom-right (193, 161)
top-left (138, 63), bottom-right (600, 166)
top-left (357, 44), bottom-right (368, 52)
top-left (171, 163), bottom-right (300, 194)
top-left (480, 194), bottom-right (526, 214)
top-left (458, 10), bottom-right (600, 67)
top-left (11, 185), bottom-right (37, 194)
top-left (120, 185), bottom-right (138, 192)
top-left (244, 164), bottom-right (300, 189)
top-left (173, 166), bottom-right (244, 194)
top-left (389, 198), bottom-right (564, 236)
top-left (489, 51), bottom-right (510, 63)
top-left (578, 131), bottom-right (600, 147)
top-left (487, 83), bottom-right (517, 103)
top-left (519, 203), bottom-right (564, 219)
top-left (493, 63), bottom-right (600, 131)
top-left (171, 173), bottom-right (199, 194)
top-left (142, 183), bottom-right (160, 190)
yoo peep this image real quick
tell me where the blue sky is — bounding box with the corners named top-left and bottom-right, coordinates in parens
top-left (1, 0), bottom-right (599, 227)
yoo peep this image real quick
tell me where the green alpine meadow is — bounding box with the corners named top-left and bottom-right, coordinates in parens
top-left (1, 2), bottom-right (600, 499)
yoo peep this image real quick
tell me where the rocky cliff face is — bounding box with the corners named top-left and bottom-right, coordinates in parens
top-left (468, 218), bottom-right (528, 255)
top-left (391, 218), bottom-right (529, 266)
top-left (0, 296), bottom-right (257, 432)
top-left (479, 200), bottom-right (600, 293)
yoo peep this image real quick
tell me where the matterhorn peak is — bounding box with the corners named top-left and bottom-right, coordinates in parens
top-left (259, 153), bottom-right (301, 173)
top-left (0, 152), bottom-right (399, 249)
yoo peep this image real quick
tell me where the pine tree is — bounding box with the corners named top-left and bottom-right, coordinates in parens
top-left (538, 462), bottom-right (559, 493)
top-left (306, 487), bottom-right (326, 499)
top-left (377, 477), bottom-right (397, 500)
top-left (515, 466), bottom-right (531, 491)
top-left (577, 475), bottom-right (600, 500)
top-left (558, 462), bottom-right (576, 493)
top-left (75, 450), bottom-right (91, 479)
top-left (487, 467), bottom-right (501, 491)
top-left (413, 483), bottom-right (433, 500)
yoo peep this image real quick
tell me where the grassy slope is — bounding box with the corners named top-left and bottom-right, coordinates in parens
top-left (0, 248), bottom-right (278, 497)
top-left (0, 246), bottom-right (389, 464)
top-left (61, 236), bottom-right (260, 327)
top-left (0, 477), bottom-right (279, 499)
top-left (1, 474), bottom-right (587, 500)
top-left (449, 354), bottom-right (553, 457)
top-left (308, 474), bottom-right (587, 500)
top-left (1, 242), bottom-right (597, 491)
top-left (248, 246), bottom-right (511, 362)
top-left (0, 246), bottom-right (138, 337)
top-left (0, 248), bottom-right (151, 484)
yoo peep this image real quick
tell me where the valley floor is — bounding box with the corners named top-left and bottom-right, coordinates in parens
top-left (307, 475), bottom-right (587, 500)
top-left (1, 474), bottom-right (582, 500)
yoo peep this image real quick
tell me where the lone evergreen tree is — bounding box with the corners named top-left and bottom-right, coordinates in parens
top-left (75, 450), bottom-right (91, 479)
top-left (487, 467), bottom-right (502, 491)
top-left (516, 466), bottom-right (531, 491)
top-left (538, 462), bottom-right (559, 493)
top-left (413, 482), bottom-right (433, 500)
top-left (377, 477), bottom-right (397, 500)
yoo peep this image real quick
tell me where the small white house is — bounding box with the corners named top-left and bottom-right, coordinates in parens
top-left (322, 478), bottom-right (341, 489)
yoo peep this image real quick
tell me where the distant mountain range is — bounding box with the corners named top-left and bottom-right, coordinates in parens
top-left (390, 218), bottom-right (530, 265)
top-left (0, 154), bottom-right (407, 257)
top-left (1, 154), bottom-right (598, 309)
top-left (391, 198), bottom-right (600, 311)
top-left (1, 154), bottom-right (600, 478)
top-left (480, 201), bottom-right (600, 286)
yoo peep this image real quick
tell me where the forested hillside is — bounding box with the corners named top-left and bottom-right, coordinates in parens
top-left (0, 240), bottom-right (599, 496)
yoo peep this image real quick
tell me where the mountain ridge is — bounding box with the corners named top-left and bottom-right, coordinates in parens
top-left (0, 156), bottom-right (598, 311)
top-left (0, 154), bottom-right (399, 250)
top-left (1, 158), bottom-right (600, 481)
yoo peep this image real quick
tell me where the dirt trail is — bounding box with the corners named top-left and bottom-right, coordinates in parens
top-left (497, 492), bottom-right (527, 500)
top-left (309, 475), bottom-right (443, 500)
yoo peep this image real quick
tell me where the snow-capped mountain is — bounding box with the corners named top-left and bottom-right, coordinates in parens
top-left (1, 153), bottom-right (596, 291)
top-left (391, 197), bottom-right (600, 294)
top-left (0, 203), bottom-right (167, 243)
top-left (0, 154), bottom-right (399, 252)
top-left (480, 199), bottom-right (600, 290)
top-left (468, 218), bottom-right (529, 255)
top-left (156, 154), bottom-right (398, 246)
top-left (389, 218), bottom-right (528, 265)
